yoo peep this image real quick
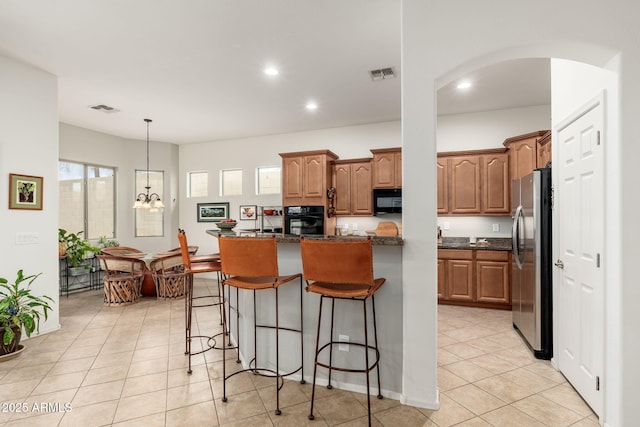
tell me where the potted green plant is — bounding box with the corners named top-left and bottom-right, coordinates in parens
top-left (0, 270), bottom-right (53, 356)
top-left (97, 235), bottom-right (119, 249)
top-left (58, 229), bottom-right (100, 276)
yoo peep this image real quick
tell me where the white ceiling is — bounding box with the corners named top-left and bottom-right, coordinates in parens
top-left (0, 1), bottom-right (550, 144)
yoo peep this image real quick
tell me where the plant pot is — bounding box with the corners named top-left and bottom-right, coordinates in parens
top-left (58, 241), bottom-right (67, 257)
top-left (0, 325), bottom-right (21, 356)
top-left (69, 265), bottom-right (90, 276)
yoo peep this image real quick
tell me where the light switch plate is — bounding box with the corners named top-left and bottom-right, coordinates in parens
top-left (16, 232), bottom-right (39, 244)
top-left (443, 222), bottom-right (450, 230)
top-left (492, 223), bottom-right (500, 232)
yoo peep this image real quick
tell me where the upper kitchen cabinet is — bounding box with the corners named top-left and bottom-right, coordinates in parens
top-left (332, 159), bottom-right (373, 216)
top-left (537, 130), bottom-right (552, 168)
top-left (371, 147), bottom-right (402, 188)
top-left (503, 130), bottom-right (550, 180)
top-left (449, 155), bottom-right (481, 214)
top-left (438, 148), bottom-right (510, 215)
top-left (481, 151), bottom-right (510, 214)
top-left (437, 157), bottom-right (448, 214)
top-left (280, 150), bottom-right (338, 206)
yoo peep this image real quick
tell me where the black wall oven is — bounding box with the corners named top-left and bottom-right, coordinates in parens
top-left (284, 206), bottom-right (325, 236)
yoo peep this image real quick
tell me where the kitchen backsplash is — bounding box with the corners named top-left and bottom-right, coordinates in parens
top-left (437, 216), bottom-right (512, 238)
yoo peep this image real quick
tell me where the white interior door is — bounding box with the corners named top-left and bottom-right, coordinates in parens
top-left (555, 93), bottom-right (604, 416)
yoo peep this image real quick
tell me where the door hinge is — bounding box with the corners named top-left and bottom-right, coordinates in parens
top-left (597, 253), bottom-right (601, 268)
top-left (597, 130), bottom-right (601, 146)
top-left (596, 376), bottom-right (600, 391)
top-left (550, 186), bottom-right (554, 210)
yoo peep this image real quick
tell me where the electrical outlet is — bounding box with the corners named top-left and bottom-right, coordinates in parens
top-left (443, 222), bottom-right (450, 230)
top-left (492, 223), bottom-right (500, 232)
top-left (338, 334), bottom-right (349, 352)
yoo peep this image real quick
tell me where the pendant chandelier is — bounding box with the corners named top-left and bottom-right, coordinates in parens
top-left (133, 118), bottom-right (164, 209)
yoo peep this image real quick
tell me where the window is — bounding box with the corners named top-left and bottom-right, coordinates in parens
top-left (135, 170), bottom-right (164, 237)
top-left (256, 166), bottom-right (281, 195)
top-left (221, 169), bottom-right (242, 196)
top-left (59, 161), bottom-right (115, 240)
top-left (188, 171), bottom-right (208, 197)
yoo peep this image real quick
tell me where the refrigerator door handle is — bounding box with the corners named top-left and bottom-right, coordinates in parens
top-left (512, 205), bottom-right (524, 269)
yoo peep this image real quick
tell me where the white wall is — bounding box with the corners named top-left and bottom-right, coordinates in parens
top-left (403, 0), bottom-right (640, 424)
top-left (178, 121), bottom-right (401, 254)
top-left (0, 55), bottom-right (60, 335)
top-left (437, 105), bottom-right (551, 152)
top-left (59, 123), bottom-right (180, 253)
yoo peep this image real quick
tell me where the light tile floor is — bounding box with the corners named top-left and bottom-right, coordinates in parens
top-left (0, 279), bottom-right (598, 426)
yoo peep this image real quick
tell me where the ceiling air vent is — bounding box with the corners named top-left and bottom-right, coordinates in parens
top-left (369, 67), bottom-right (395, 81)
top-left (89, 104), bottom-right (120, 113)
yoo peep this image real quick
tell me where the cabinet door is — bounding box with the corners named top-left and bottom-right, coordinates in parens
top-left (482, 153), bottom-right (510, 214)
top-left (394, 151), bottom-right (402, 187)
top-left (282, 156), bottom-right (304, 200)
top-left (476, 260), bottom-right (510, 304)
top-left (437, 258), bottom-right (446, 299)
top-left (351, 161), bottom-right (373, 215)
top-left (450, 156), bottom-right (481, 214)
top-left (333, 164), bottom-right (351, 216)
top-left (437, 157), bottom-right (448, 214)
top-left (509, 138), bottom-right (537, 180)
top-left (304, 154), bottom-right (325, 199)
top-left (372, 152), bottom-right (396, 188)
top-left (446, 260), bottom-right (474, 301)
top-left (538, 140), bottom-right (552, 168)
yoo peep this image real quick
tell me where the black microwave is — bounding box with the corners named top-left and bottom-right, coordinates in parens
top-left (373, 188), bottom-right (402, 215)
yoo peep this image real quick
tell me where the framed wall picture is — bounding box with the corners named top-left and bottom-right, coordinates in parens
top-left (197, 202), bottom-right (229, 222)
top-left (9, 173), bottom-right (43, 210)
top-left (239, 205), bottom-right (257, 220)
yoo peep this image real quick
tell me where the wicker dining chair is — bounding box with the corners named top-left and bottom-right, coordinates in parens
top-left (98, 255), bottom-right (146, 306)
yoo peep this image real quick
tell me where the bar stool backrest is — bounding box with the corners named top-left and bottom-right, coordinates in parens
top-left (300, 238), bottom-right (375, 286)
top-left (219, 236), bottom-right (279, 278)
top-left (177, 229), bottom-right (192, 269)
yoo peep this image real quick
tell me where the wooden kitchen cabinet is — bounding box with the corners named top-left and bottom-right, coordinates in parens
top-left (503, 130), bottom-right (549, 180)
top-left (438, 249), bottom-right (511, 309)
top-left (332, 159), bottom-right (373, 216)
top-left (438, 148), bottom-right (510, 216)
top-left (476, 250), bottom-right (510, 305)
top-left (449, 155), bottom-right (481, 214)
top-left (437, 157), bottom-right (448, 214)
top-left (371, 147), bottom-right (402, 188)
top-left (537, 130), bottom-right (552, 168)
top-left (438, 250), bottom-right (474, 302)
top-left (481, 152), bottom-right (510, 214)
top-left (280, 150), bottom-right (338, 206)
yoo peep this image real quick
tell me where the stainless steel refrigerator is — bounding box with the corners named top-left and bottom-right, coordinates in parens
top-left (511, 168), bottom-right (552, 360)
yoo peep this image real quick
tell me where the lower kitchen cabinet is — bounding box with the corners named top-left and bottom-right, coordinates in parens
top-left (438, 249), bottom-right (511, 309)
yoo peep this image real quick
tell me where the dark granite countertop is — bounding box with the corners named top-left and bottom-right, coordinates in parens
top-left (438, 237), bottom-right (512, 251)
top-left (206, 230), bottom-right (404, 246)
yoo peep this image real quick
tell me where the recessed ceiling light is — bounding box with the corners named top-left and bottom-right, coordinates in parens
top-left (305, 102), bottom-right (318, 111)
top-left (264, 67), bottom-right (279, 76)
top-left (457, 81), bottom-right (472, 90)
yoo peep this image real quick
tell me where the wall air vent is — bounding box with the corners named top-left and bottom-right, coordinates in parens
top-left (89, 104), bottom-right (120, 113)
top-left (369, 67), bottom-right (396, 81)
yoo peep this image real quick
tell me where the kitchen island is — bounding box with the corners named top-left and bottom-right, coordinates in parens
top-left (206, 230), bottom-right (404, 400)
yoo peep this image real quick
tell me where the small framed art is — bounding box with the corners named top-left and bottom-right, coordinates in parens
top-left (197, 202), bottom-right (229, 222)
top-left (239, 205), bottom-right (257, 220)
top-left (9, 173), bottom-right (43, 210)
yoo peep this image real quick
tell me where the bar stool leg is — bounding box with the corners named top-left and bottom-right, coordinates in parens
top-left (327, 297), bottom-right (335, 390)
top-left (372, 294), bottom-right (383, 399)
top-left (308, 295), bottom-right (325, 420)
top-left (275, 287), bottom-right (281, 415)
top-left (235, 287), bottom-right (241, 361)
top-left (363, 298), bottom-right (372, 426)
top-left (299, 277), bottom-right (306, 384)
top-left (222, 282), bottom-right (228, 402)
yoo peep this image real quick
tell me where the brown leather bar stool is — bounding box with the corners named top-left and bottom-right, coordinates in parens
top-left (218, 235), bottom-right (304, 416)
top-left (178, 229), bottom-right (223, 374)
top-left (300, 237), bottom-right (385, 426)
